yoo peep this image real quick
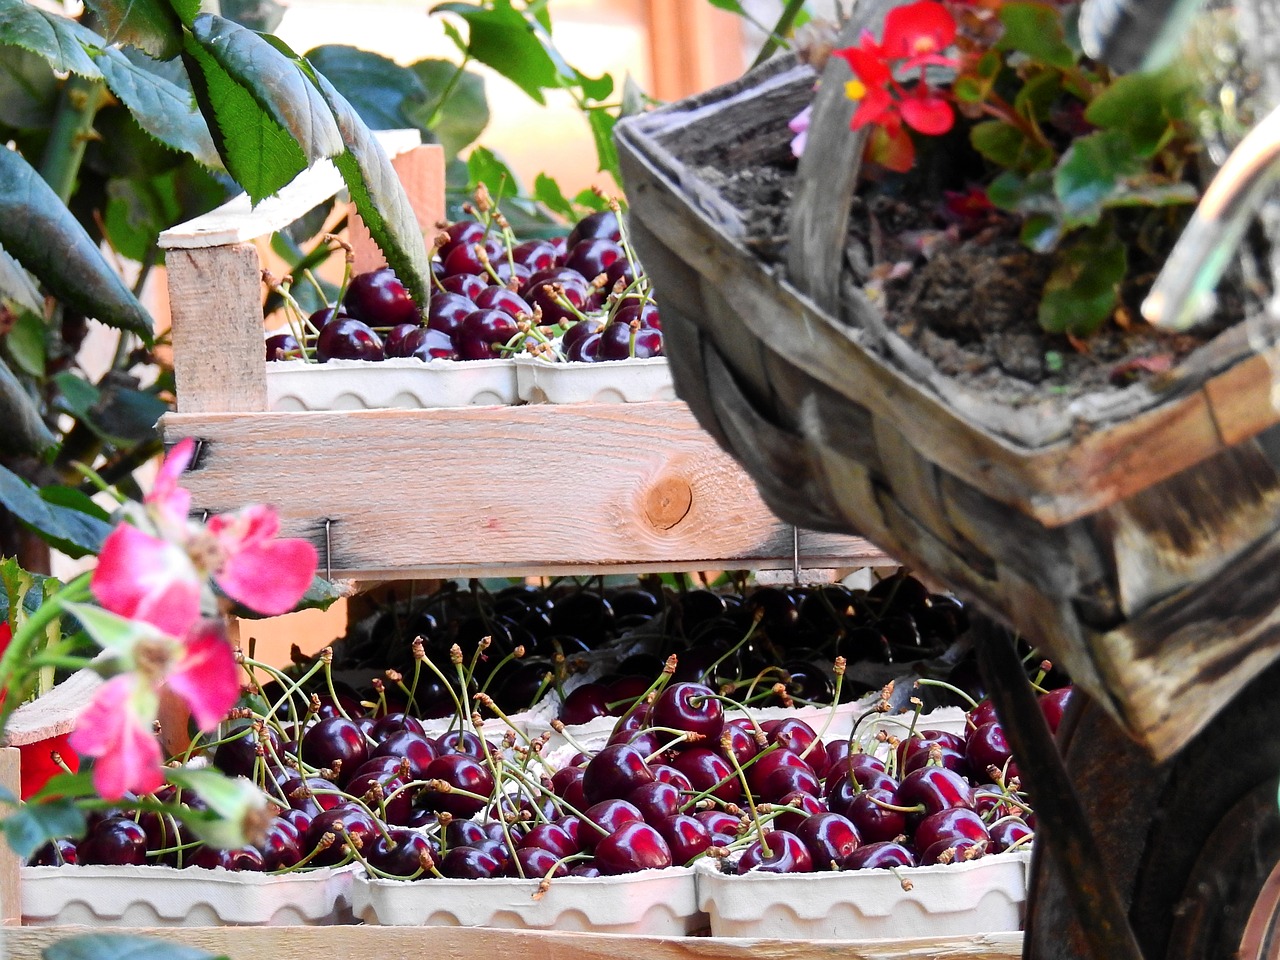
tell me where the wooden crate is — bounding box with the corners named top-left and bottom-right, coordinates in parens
top-left (157, 132), bottom-right (887, 580)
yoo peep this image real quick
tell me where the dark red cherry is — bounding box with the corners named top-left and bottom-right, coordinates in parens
top-left (280, 776), bottom-right (344, 817)
top-left (434, 728), bottom-right (490, 759)
top-left (30, 837), bottom-right (79, 866)
top-left (257, 819), bottom-right (303, 871)
top-left (966, 721), bottom-right (1018, 782)
top-left (567, 210), bottom-right (621, 246)
top-left (365, 828), bottom-right (435, 878)
top-left (512, 239), bottom-right (559, 272)
top-left (841, 840), bottom-right (916, 870)
top-left (921, 835), bottom-right (986, 865)
top-left (265, 333), bottom-right (303, 361)
top-left (439, 844), bottom-right (503, 879)
top-left (474, 286), bottom-right (533, 319)
top-left (304, 802), bottom-right (379, 866)
top-left (300, 716), bottom-right (369, 786)
top-left (343, 268), bottom-right (419, 326)
top-left (79, 817), bottom-right (149, 866)
top-left (371, 729), bottom-right (439, 779)
top-left (612, 299), bottom-right (660, 329)
top-left (564, 238), bottom-right (624, 280)
top-left (316, 317), bottom-right (384, 363)
top-left (455, 309), bottom-right (519, 360)
top-left (914, 806), bottom-right (990, 855)
top-left (522, 273), bottom-right (590, 326)
top-left (509, 845), bottom-right (569, 879)
top-left (767, 719), bottom-right (828, 777)
top-left (438, 220), bottom-right (487, 260)
top-left (426, 291), bottom-right (476, 337)
top-left (736, 830), bottom-right (813, 874)
top-left (845, 786), bottom-right (908, 844)
top-left (581, 799), bottom-right (645, 852)
top-left (559, 682), bottom-right (611, 725)
top-left (443, 237), bottom-right (505, 277)
top-left (896, 766), bottom-right (974, 820)
top-left (403, 326), bottom-right (457, 361)
top-left (492, 260), bottom-right (532, 288)
top-left (582, 743), bottom-right (655, 805)
top-left (596, 320), bottom-right (663, 360)
top-left (989, 817), bottom-right (1034, 853)
top-left (718, 722), bottom-right (761, 769)
top-left (671, 747), bottom-right (739, 804)
top-left (346, 757), bottom-right (414, 825)
top-left (603, 258), bottom-right (636, 294)
top-left (795, 812), bottom-right (861, 869)
top-left (192, 846), bottom-right (264, 871)
top-left (518, 822), bottom-right (579, 859)
top-left (440, 273), bottom-right (488, 300)
top-left (654, 813), bottom-right (712, 865)
top-left (383, 323), bottom-right (421, 358)
top-left (899, 729), bottom-right (968, 776)
top-left (695, 809), bottom-right (742, 846)
top-left (770, 790), bottom-right (826, 835)
top-left (652, 682), bottom-right (724, 743)
top-left (1039, 686), bottom-right (1074, 734)
top-left (565, 330), bottom-right (601, 362)
top-left (419, 753), bottom-right (495, 818)
top-left (968, 699), bottom-right (1000, 729)
top-left (594, 821), bottom-right (673, 874)
top-left (649, 764), bottom-right (693, 791)
top-left (747, 750), bottom-right (821, 802)
top-left (825, 750), bottom-right (888, 788)
top-left (626, 780), bottom-right (682, 823)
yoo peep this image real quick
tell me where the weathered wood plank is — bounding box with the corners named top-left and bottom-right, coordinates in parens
top-left (161, 403), bottom-right (889, 580)
top-left (0, 748), bottom-right (19, 925)
top-left (0, 926), bottom-right (1024, 960)
top-left (1204, 344), bottom-right (1280, 446)
top-left (167, 244), bottom-right (269, 415)
top-left (1, 669), bottom-right (100, 748)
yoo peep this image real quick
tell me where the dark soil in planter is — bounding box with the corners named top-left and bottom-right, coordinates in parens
top-left (694, 155), bottom-right (1248, 409)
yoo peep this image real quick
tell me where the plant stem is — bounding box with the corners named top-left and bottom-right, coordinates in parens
top-left (750, 0), bottom-right (807, 69)
top-left (0, 573), bottom-right (92, 734)
top-left (39, 76), bottom-right (108, 204)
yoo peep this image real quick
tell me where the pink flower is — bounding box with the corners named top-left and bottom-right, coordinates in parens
top-left (66, 606), bottom-right (241, 800)
top-left (789, 104), bottom-right (812, 158)
top-left (92, 440), bottom-right (318, 634)
top-left (69, 674), bottom-right (164, 801)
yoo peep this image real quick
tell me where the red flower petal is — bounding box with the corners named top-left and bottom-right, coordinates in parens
top-left (882, 1), bottom-right (957, 60)
top-left (834, 43), bottom-right (893, 86)
top-left (900, 88), bottom-right (955, 135)
top-left (849, 86), bottom-right (896, 130)
top-left (216, 537), bottom-right (318, 617)
top-left (167, 619), bottom-right (240, 730)
top-left (868, 123), bottom-right (917, 172)
top-left (69, 675), bottom-right (164, 801)
top-left (92, 524), bottom-right (201, 637)
top-left (19, 734), bottom-right (79, 800)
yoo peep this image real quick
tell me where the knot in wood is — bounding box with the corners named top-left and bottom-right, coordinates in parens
top-left (644, 477), bottom-right (693, 530)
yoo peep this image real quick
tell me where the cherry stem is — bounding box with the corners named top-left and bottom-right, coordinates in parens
top-left (801, 659), bottom-right (845, 762)
top-left (723, 740), bottom-right (771, 858)
top-left (697, 612), bottom-right (762, 687)
top-left (914, 677), bottom-right (979, 711)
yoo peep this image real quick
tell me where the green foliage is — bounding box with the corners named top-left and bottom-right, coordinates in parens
top-left (0, 462), bottom-right (112, 556)
top-left (1, 793), bottom-right (84, 859)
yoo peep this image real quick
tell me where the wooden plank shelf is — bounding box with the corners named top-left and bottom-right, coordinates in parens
top-left (156, 130), bottom-right (888, 579)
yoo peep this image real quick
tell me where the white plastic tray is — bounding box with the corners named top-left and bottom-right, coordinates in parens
top-left (514, 356), bottom-right (674, 404)
top-left (21, 863), bottom-right (358, 926)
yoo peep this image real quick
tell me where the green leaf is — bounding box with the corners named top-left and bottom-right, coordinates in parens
top-left (0, 146), bottom-right (152, 337)
top-left (43, 933), bottom-right (229, 960)
top-left (184, 15), bottom-right (342, 204)
top-left (0, 1), bottom-right (103, 80)
top-left (0, 461), bottom-right (112, 555)
top-left (532, 173), bottom-right (576, 221)
top-left (304, 45), bottom-right (427, 132)
top-left (41, 485), bottom-right (111, 524)
top-left (1085, 68), bottom-right (1191, 156)
top-left (572, 188), bottom-right (610, 213)
top-left (408, 58), bottom-right (489, 158)
top-left (1054, 129), bottom-right (1140, 228)
top-left (576, 70), bottom-right (613, 103)
top-left (303, 67), bottom-right (432, 312)
top-left (103, 161), bottom-right (231, 262)
top-left (703, 0), bottom-right (747, 11)
top-left (1, 796), bottom-right (85, 860)
top-left (5, 309), bottom-right (44, 377)
top-left (971, 121), bottom-right (1026, 168)
top-left (995, 3), bottom-right (1075, 68)
top-left (1020, 212), bottom-right (1062, 252)
top-left (80, 0), bottom-right (184, 60)
top-left (586, 106), bottom-right (620, 183)
top-left (1013, 69), bottom-right (1061, 122)
top-left (0, 356), bottom-right (56, 457)
top-left (95, 46), bottom-right (221, 169)
top-left (53, 372), bottom-right (100, 419)
top-left (90, 377), bottom-right (169, 444)
top-left (1038, 229), bottom-right (1127, 335)
top-left (987, 168), bottom-right (1056, 214)
top-left (431, 0), bottom-right (558, 105)
top-left (0, 45), bottom-right (59, 128)
top-left (466, 145), bottom-right (522, 195)
top-left (0, 244), bottom-right (43, 316)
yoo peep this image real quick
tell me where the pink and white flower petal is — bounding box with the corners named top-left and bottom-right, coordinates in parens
top-left (92, 524), bottom-right (202, 637)
top-left (209, 505), bottom-right (318, 616)
top-left (147, 439), bottom-right (196, 541)
top-left (63, 602), bottom-right (169, 661)
top-left (68, 674), bottom-right (164, 801)
top-left (167, 618), bottom-right (240, 730)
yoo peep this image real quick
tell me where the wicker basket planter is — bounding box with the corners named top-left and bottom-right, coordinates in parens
top-left (615, 51), bottom-right (1280, 762)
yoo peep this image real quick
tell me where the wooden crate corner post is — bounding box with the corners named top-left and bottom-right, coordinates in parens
top-left (0, 746), bottom-right (20, 925)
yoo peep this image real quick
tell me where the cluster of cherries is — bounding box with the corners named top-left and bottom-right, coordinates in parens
top-left (265, 204), bottom-right (663, 365)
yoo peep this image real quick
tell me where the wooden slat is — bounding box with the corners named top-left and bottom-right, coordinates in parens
top-left (0, 925), bottom-right (1023, 960)
top-left (1204, 344), bottom-right (1280, 446)
top-left (159, 130), bottom-right (423, 251)
top-left (348, 145), bottom-right (446, 276)
top-left (168, 244), bottom-right (269, 415)
top-left (0, 669), bottom-right (100, 747)
top-left (161, 402), bottom-right (889, 580)
top-left (0, 748), bottom-right (19, 925)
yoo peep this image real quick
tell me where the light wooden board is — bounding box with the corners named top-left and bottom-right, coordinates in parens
top-left (0, 748), bottom-right (18, 925)
top-left (0, 669), bottom-right (101, 748)
top-left (161, 402), bottom-right (890, 580)
top-left (0, 925), bottom-right (1023, 960)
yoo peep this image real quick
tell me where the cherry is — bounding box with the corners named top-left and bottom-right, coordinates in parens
top-left (966, 721), bottom-right (1018, 782)
top-left (304, 802), bottom-right (379, 866)
top-left (770, 790), bottom-right (826, 834)
top-left (522, 272), bottom-right (590, 326)
top-left (768, 719), bottom-right (828, 777)
top-left (346, 756), bottom-right (414, 825)
top-left (444, 818), bottom-right (490, 849)
top-left (509, 845), bottom-right (569, 879)
top-left (551, 765), bottom-right (588, 809)
top-left (316, 317), bottom-right (384, 362)
top-left (968, 699), bottom-right (1001, 729)
top-left (747, 750), bottom-right (821, 802)
top-left (844, 786), bottom-right (908, 844)
top-left (265, 333), bottom-right (303, 361)
top-left (671, 747), bottom-right (739, 804)
top-left (426, 291), bottom-right (476, 337)
top-left (439, 844), bottom-right (504, 879)
top-left (564, 238), bottom-right (624, 280)
top-left (913, 807), bottom-right (990, 854)
top-left (79, 817), bottom-right (149, 866)
top-left (512, 239), bottom-right (559, 272)
top-left (404, 326), bottom-right (458, 361)
top-left (565, 330), bottom-right (601, 362)
top-left (899, 729), bottom-right (968, 776)
top-left (795, 812), bottom-right (861, 869)
top-left (474, 285), bottom-right (533, 319)
top-left (841, 840), bottom-right (916, 870)
top-left (438, 221), bottom-right (488, 260)
top-left (343, 268), bottom-right (419, 326)
top-left (825, 750), bottom-right (888, 788)
top-left (455, 309), bottom-right (519, 360)
top-left (280, 775), bottom-right (345, 816)
top-left (649, 764), bottom-right (693, 791)
top-left (594, 821), bottom-right (673, 874)
top-left (1040, 686), bottom-right (1074, 734)
top-left (604, 258), bottom-right (636, 294)
top-left (603, 675), bottom-right (652, 716)
top-left (989, 817), bottom-right (1034, 853)
top-left (896, 766), bottom-right (974, 821)
top-left (596, 321), bottom-right (663, 360)
top-left (434, 728), bottom-right (489, 759)
top-left (654, 813), bottom-right (712, 865)
top-left (443, 237), bottom-right (505, 277)
top-left (419, 753), bottom-right (495, 818)
top-left (365, 828), bottom-right (435, 878)
top-left (258, 819), bottom-right (303, 871)
top-left (718, 722), bottom-right (761, 769)
top-left (492, 260), bottom-right (532, 289)
top-left (214, 723), bottom-right (279, 780)
top-left (736, 830), bottom-right (813, 874)
top-left (518, 822), bottom-right (579, 859)
top-left (626, 780), bottom-right (682, 823)
top-left (383, 323), bottom-right (421, 358)
top-left (695, 809), bottom-right (743, 846)
top-left (300, 716), bottom-right (369, 786)
top-left (612, 300), bottom-right (660, 330)
top-left (192, 846), bottom-right (265, 872)
top-left (440, 273), bottom-right (488, 300)
top-left (921, 835), bottom-right (986, 865)
top-left (652, 681), bottom-right (724, 744)
top-left (30, 837), bottom-right (78, 866)
top-left (826, 769), bottom-right (899, 820)
top-left (581, 798), bottom-right (645, 852)
top-left (567, 210), bottom-right (621, 246)
top-left (582, 743), bottom-right (655, 804)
